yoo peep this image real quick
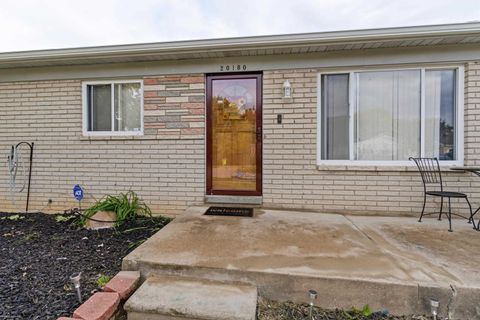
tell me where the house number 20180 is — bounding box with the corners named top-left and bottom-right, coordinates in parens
top-left (220, 64), bottom-right (247, 72)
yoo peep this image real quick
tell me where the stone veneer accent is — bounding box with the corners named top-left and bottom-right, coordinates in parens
top-left (143, 74), bottom-right (205, 139)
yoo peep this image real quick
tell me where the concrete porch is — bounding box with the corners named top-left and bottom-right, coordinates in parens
top-left (122, 207), bottom-right (480, 319)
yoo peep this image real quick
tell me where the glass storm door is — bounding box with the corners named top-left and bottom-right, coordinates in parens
top-left (206, 73), bottom-right (262, 196)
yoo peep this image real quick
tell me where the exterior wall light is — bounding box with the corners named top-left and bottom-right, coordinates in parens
top-left (283, 80), bottom-right (292, 98)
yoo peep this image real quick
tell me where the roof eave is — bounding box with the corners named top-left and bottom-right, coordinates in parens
top-left (0, 22), bottom-right (479, 68)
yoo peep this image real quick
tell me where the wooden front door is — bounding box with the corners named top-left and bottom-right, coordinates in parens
top-left (206, 73), bottom-right (262, 196)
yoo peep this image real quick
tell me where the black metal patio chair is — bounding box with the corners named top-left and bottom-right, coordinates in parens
top-left (409, 157), bottom-right (476, 232)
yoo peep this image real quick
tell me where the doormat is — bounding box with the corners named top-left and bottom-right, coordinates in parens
top-left (204, 206), bottom-right (254, 217)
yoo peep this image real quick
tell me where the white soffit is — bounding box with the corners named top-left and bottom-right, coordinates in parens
top-left (0, 22), bottom-right (479, 69)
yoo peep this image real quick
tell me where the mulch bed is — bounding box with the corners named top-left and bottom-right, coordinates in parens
top-left (0, 211), bottom-right (170, 320)
top-left (257, 297), bottom-right (431, 320)
top-left (1, 212), bottom-right (433, 320)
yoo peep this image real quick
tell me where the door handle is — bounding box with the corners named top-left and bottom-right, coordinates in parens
top-left (256, 127), bottom-right (262, 141)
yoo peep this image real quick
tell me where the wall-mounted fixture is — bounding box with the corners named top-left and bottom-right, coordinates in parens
top-left (277, 114), bottom-right (282, 124)
top-left (283, 80), bottom-right (292, 98)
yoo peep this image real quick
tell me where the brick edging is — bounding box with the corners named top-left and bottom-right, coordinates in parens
top-left (57, 271), bottom-right (141, 320)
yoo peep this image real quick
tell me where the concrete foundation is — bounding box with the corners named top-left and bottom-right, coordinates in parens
top-left (123, 207), bottom-right (480, 319)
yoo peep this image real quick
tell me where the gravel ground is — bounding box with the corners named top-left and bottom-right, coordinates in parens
top-left (257, 297), bottom-right (432, 320)
top-left (0, 211), bottom-right (170, 320)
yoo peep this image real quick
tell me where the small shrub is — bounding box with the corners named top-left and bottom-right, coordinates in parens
top-left (81, 191), bottom-right (152, 227)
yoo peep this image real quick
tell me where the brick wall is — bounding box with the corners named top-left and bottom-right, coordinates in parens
top-left (0, 77), bottom-right (205, 215)
top-left (262, 63), bottom-right (480, 216)
top-left (0, 64), bottom-right (479, 217)
top-left (464, 62), bottom-right (480, 166)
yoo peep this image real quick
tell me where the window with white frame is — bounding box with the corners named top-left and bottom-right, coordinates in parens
top-left (319, 67), bottom-right (462, 164)
top-left (83, 81), bottom-right (143, 135)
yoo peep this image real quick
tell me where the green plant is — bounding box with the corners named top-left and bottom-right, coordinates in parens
top-left (81, 191), bottom-right (152, 227)
top-left (2, 214), bottom-right (25, 221)
top-left (55, 215), bottom-right (76, 223)
top-left (127, 239), bottom-right (146, 250)
top-left (96, 274), bottom-right (112, 287)
top-left (361, 304), bottom-right (372, 317)
top-left (23, 232), bottom-right (39, 241)
top-left (345, 305), bottom-right (373, 319)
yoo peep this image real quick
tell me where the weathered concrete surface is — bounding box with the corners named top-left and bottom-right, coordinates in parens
top-left (123, 207), bottom-right (480, 319)
top-left (124, 275), bottom-right (257, 320)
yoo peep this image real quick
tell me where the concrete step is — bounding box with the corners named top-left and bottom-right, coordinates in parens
top-left (124, 275), bottom-right (257, 320)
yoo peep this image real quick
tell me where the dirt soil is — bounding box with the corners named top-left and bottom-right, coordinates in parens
top-left (257, 297), bottom-right (432, 320)
top-left (0, 211), bottom-right (170, 320)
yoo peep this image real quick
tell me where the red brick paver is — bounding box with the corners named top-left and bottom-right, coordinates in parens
top-left (73, 292), bottom-right (120, 320)
top-left (104, 271), bottom-right (141, 301)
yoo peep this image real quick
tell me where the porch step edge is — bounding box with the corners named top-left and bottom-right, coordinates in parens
top-left (205, 195), bottom-right (262, 205)
top-left (124, 275), bottom-right (258, 320)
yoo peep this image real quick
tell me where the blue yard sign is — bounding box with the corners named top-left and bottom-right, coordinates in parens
top-left (73, 184), bottom-right (84, 201)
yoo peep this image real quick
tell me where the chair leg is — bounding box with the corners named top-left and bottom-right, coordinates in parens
top-left (419, 193), bottom-right (427, 223)
top-left (448, 197), bottom-right (453, 232)
top-left (472, 207), bottom-right (480, 231)
top-left (438, 196), bottom-right (444, 221)
top-left (465, 198), bottom-right (477, 230)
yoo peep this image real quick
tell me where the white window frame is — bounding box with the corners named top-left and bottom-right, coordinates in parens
top-left (82, 79), bottom-right (144, 136)
top-left (317, 65), bottom-right (464, 166)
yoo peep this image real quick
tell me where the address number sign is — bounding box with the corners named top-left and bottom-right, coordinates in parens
top-left (220, 64), bottom-right (247, 72)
